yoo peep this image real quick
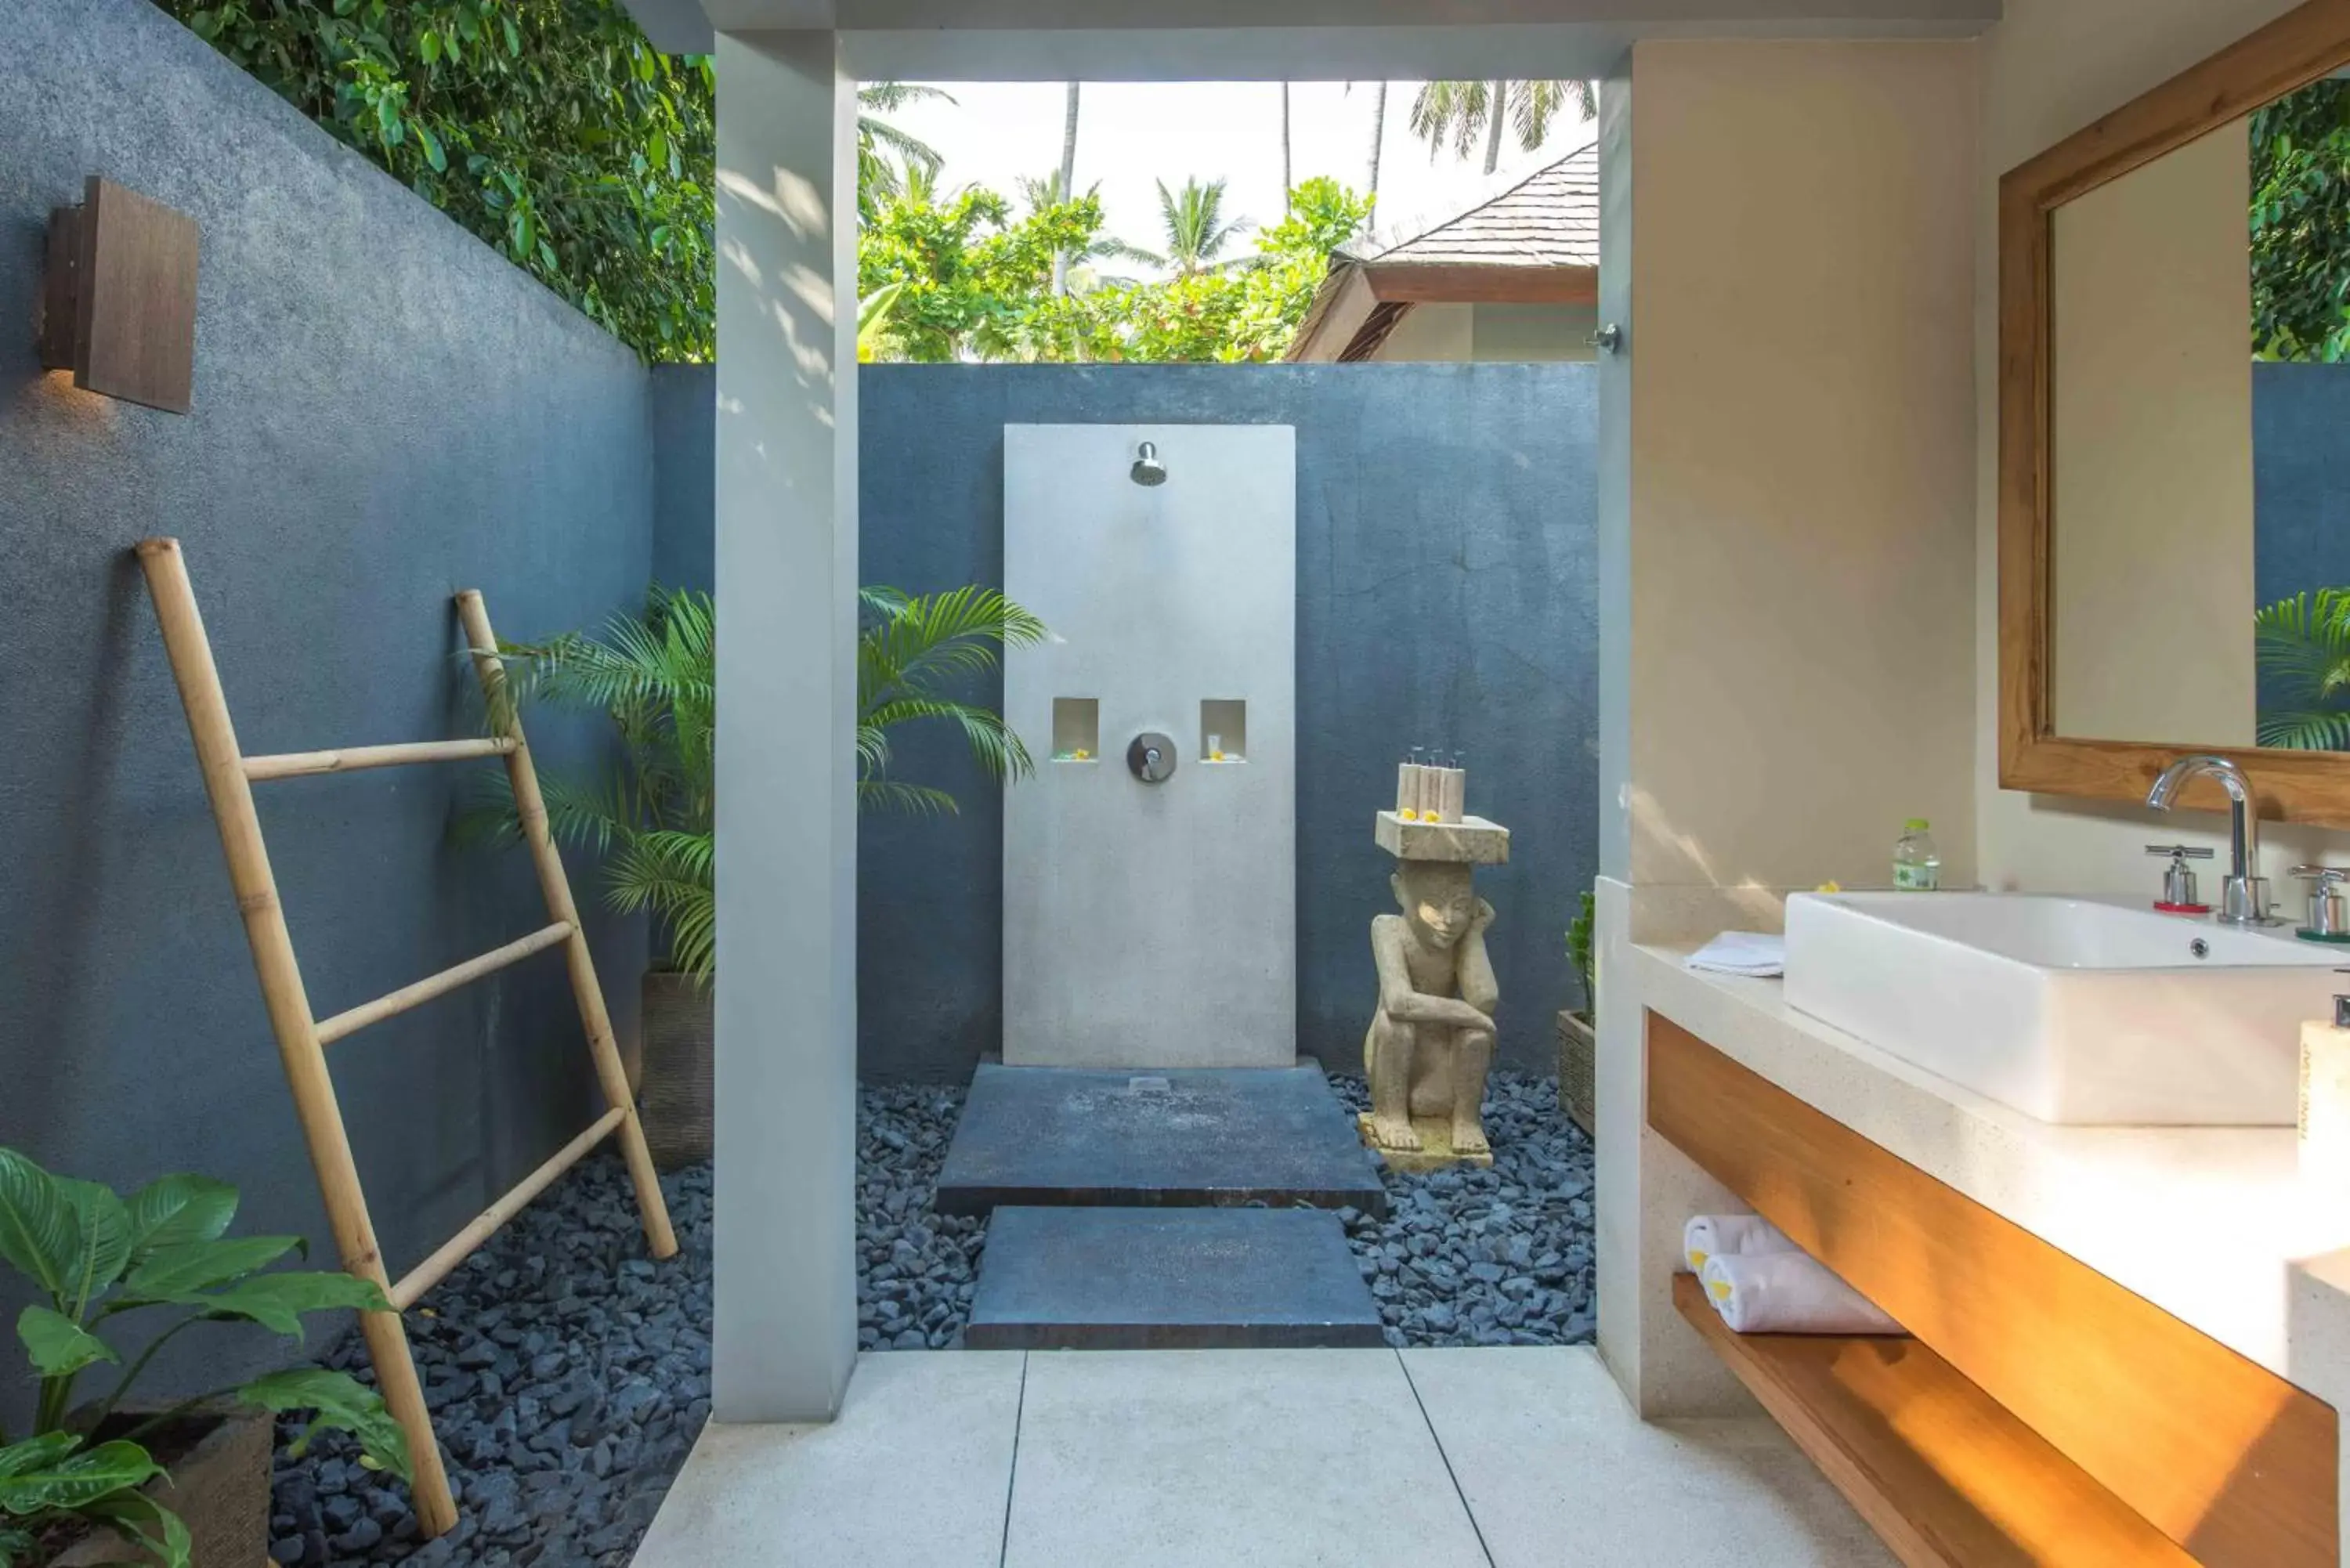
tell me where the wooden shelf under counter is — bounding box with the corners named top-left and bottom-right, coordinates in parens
top-left (1671, 1273), bottom-right (2193, 1566)
top-left (1647, 1009), bottom-right (2337, 1568)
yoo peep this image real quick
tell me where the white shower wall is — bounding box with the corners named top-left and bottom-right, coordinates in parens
top-left (1003, 424), bottom-right (1297, 1068)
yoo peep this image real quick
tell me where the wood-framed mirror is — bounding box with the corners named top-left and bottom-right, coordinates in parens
top-left (2000, 0), bottom-right (2350, 824)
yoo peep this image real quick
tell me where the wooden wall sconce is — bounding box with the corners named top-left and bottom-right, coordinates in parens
top-left (38, 176), bottom-right (200, 414)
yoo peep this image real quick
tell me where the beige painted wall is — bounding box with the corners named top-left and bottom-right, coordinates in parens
top-left (1473, 302), bottom-right (1600, 360)
top-left (1368, 302), bottom-right (1600, 362)
top-left (1616, 38), bottom-right (1979, 891)
top-left (1373, 302), bottom-right (1474, 360)
top-left (1972, 0), bottom-right (2350, 894)
top-left (2049, 118), bottom-right (2255, 747)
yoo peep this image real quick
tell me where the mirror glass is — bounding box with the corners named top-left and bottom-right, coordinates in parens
top-left (2048, 72), bottom-right (2350, 750)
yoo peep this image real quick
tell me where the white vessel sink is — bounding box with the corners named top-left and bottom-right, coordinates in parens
top-left (1782, 893), bottom-right (2341, 1125)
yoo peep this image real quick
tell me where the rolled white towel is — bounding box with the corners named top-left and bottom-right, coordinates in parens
top-left (1683, 1213), bottom-right (1798, 1274)
top-left (1699, 1251), bottom-right (1904, 1335)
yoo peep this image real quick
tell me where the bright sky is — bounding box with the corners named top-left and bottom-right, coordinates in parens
top-left (886, 81), bottom-right (1596, 277)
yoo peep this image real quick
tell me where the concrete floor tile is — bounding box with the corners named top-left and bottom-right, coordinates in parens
top-left (631, 1351), bottom-right (1025, 1568)
top-left (1401, 1346), bottom-right (1895, 1568)
top-left (1003, 1349), bottom-right (1489, 1568)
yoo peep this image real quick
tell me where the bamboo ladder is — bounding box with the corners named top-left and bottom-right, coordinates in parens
top-left (135, 538), bottom-right (678, 1539)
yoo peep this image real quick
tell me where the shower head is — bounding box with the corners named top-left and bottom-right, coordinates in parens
top-left (1130, 441), bottom-right (1167, 487)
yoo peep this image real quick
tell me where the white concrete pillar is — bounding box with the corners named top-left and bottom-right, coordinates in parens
top-left (710, 29), bottom-right (860, 1422)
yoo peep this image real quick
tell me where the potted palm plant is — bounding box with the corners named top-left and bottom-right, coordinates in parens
top-left (1556, 891), bottom-right (1596, 1136)
top-left (0, 1147), bottom-right (407, 1568)
top-left (487, 583), bottom-right (1043, 1169)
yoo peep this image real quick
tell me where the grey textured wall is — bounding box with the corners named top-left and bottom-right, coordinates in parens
top-left (2254, 363), bottom-right (2350, 605)
top-left (1, 0), bottom-right (654, 1422)
top-left (2250, 364), bottom-right (2350, 731)
top-left (655, 363), bottom-right (1600, 1081)
top-left (651, 365), bottom-right (716, 592)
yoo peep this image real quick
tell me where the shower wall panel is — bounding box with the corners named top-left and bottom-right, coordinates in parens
top-left (1003, 424), bottom-right (1297, 1068)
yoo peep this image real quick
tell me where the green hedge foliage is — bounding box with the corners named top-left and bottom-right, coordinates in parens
top-left (161, 0), bottom-right (715, 362)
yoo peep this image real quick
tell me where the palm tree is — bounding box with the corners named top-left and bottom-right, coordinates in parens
top-left (1137, 178), bottom-right (1253, 278)
top-left (1281, 83), bottom-right (1294, 197)
top-left (858, 82), bottom-right (953, 218)
top-left (1409, 80), bottom-right (1594, 174)
top-left (1367, 81), bottom-right (1390, 208)
top-left (1050, 82), bottom-right (1082, 295)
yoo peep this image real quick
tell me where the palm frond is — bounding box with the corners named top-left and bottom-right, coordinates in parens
top-left (2259, 708), bottom-right (2350, 750)
top-left (859, 82), bottom-right (956, 114)
top-left (859, 780), bottom-right (963, 816)
top-left (2256, 588), bottom-right (2350, 750)
top-left (862, 117), bottom-right (945, 180)
top-left (479, 579), bottom-right (1040, 978)
top-left (606, 833), bottom-right (716, 984)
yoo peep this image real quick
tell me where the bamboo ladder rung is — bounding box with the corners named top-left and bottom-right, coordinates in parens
top-left (136, 537), bottom-right (678, 1542)
top-left (389, 1106), bottom-right (628, 1311)
top-left (243, 736), bottom-right (517, 782)
top-left (313, 922), bottom-right (576, 1047)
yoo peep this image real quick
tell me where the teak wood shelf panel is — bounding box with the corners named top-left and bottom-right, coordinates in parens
top-left (1670, 1274), bottom-right (2194, 1567)
top-left (1647, 1011), bottom-right (2337, 1568)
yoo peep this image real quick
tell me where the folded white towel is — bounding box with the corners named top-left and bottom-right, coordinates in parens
top-left (1683, 1213), bottom-right (1799, 1274)
top-left (1698, 1251), bottom-right (1904, 1335)
top-left (1684, 931), bottom-right (1786, 978)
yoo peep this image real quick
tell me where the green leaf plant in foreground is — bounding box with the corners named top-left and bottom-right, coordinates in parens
top-left (0, 1148), bottom-right (410, 1568)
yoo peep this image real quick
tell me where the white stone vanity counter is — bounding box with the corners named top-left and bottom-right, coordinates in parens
top-left (1632, 938), bottom-right (2350, 1389)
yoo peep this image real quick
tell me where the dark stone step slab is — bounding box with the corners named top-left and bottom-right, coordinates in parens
top-left (934, 1061), bottom-right (1386, 1217)
top-left (965, 1206), bottom-right (1387, 1350)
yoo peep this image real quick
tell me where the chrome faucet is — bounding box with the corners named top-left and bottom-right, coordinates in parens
top-left (2146, 754), bottom-right (2278, 926)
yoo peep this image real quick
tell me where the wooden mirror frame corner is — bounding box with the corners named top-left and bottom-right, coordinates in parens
top-left (1998, 0), bottom-right (2350, 825)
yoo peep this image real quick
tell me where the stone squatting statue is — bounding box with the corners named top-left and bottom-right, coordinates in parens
top-left (1363, 858), bottom-right (1499, 1163)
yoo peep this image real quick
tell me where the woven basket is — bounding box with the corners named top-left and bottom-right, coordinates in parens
top-left (52, 1406), bottom-right (268, 1568)
top-left (641, 970), bottom-right (714, 1170)
top-left (1556, 1009), bottom-right (1596, 1136)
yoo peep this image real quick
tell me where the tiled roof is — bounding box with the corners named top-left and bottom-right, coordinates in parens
top-left (1371, 141), bottom-right (1599, 270)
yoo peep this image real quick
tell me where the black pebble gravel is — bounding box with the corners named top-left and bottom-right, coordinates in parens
top-left (269, 1158), bottom-right (713, 1568)
top-left (1328, 1071), bottom-right (1596, 1348)
top-left (855, 1083), bottom-right (985, 1352)
top-left (272, 1073), bottom-right (1587, 1566)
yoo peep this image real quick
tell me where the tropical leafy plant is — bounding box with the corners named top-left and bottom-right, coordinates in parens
top-left (161, 0), bottom-right (716, 362)
top-left (857, 587), bottom-right (1049, 816)
top-left (856, 184), bottom-right (1112, 362)
top-left (489, 587), bottom-right (716, 984)
top-left (2251, 78), bottom-right (2350, 363)
top-left (1565, 891), bottom-right (1596, 1020)
top-left (1136, 178), bottom-right (1253, 278)
top-left (2256, 588), bottom-right (2350, 750)
top-left (0, 1149), bottom-right (408, 1568)
top-left (488, 584), bottom-right (1043, 983)
top-left (1409, 80), bottom-right (1594, 174)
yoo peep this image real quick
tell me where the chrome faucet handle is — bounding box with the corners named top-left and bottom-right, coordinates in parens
top-left (2294, 868), bottom-right (2350, 938)
top-left (2146, 844), bottom-right (2214, 859)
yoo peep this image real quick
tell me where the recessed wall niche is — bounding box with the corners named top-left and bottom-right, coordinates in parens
top-left (1201, 699), bottom-right (1246, 762)
top-left (1052, 697), bottom-right (1099, 761)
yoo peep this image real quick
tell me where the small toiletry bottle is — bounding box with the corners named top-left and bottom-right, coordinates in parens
top-left (1893, 820), bottom-right (1941, 891)
top-left (1398, 750), bottom-right (1426, 819)
top-left (2302, 974), bottom-right (2350, 1190)
top-left (1437, 752), bottom-right (1466, 824)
